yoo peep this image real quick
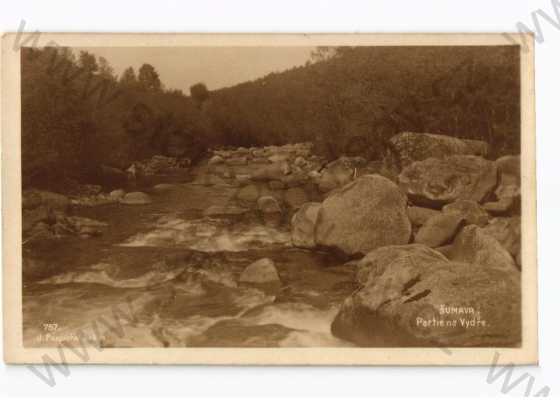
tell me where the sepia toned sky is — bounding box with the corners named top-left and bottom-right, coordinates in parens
top-left (75, 46), bottom-right (314, 93)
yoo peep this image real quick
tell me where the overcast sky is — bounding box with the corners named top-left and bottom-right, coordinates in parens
top-left (75, 46), bottom-right (314, 93)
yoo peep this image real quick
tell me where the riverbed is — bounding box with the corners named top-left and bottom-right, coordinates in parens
top-left (23, 164), bottom-right (357, 348)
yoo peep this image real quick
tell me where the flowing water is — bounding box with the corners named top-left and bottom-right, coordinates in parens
top-left (23, 165), bottom-right (358, 348)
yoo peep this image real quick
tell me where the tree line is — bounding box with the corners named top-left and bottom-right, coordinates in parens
top-left (21, 45), bottom-right (520, 190)
top-left (21, 47), bottom-right (209, 189)
top-left (207, 46), bottom-right (520, 161)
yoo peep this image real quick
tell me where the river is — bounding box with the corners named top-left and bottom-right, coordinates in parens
top-left (22, 162), bottom-right (357, 348)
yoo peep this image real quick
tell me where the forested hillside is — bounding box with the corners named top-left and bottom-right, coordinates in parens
top-left (21, 45), bottom-right (520, 190)
top-left (208, 46), bottom-right (520, 160)
top-left (21, 47), bottom-right (208, 189)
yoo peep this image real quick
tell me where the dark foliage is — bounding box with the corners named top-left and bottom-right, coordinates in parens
top-left (21, 48), bottom-right (207, 189)
top-left (21, 45), bottom-right (520, 190)
top-left (208, 46), bottom-right (520, 160)
top-left (190, 83), bottom-right (210, 109)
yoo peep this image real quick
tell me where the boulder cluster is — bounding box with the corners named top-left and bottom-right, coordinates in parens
top-left (287, 132), bottom-right (521, 347)
top-left (22, 190), bottom-right (108, 240)
top-left (127, 155), bottom-right (191, 177)
top-left (201, 142), bottom-right (323, 219)
top-left (203, 142), bottom-right (391, 221)
top-left (21, 131), bottom-right (523, 348)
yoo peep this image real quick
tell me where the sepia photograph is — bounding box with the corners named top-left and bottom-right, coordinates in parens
top-left (2, 33), bottom-right (537, 364)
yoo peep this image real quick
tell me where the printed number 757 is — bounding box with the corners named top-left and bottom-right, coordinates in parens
top-left (42, 323), bottom-right (58, 332)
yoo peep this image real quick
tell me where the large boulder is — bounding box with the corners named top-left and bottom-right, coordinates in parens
top-left (354, 244), bottom-right (446, 284)
top-left (239, 258), bottom-right (280, 284)
top-left (406, 206), bottom-right (440, 227)
top-left (447, 225), bottom-right (518, 272)
top-left (495, 155), bottom-right (521, 197)
top-left (257, 195), bottom-right (282, 214)
top-left (250, 162), bottom-right (290, 182)
top-left (315, 157), bottom-right (363, 193)
top-left (283, 187), bottom-right (309, 209)
top-left (332, 244), bottom-right (521, 347)
top-left (315, 175), bottom-right (411, 256)
top-left (291, 202), bottom-right (321, 249)
top-left (442, 199), bottom-right (489, 227)
top-left (120, 192), bottom-right (152, 205)
top-left (414, 212), bottom-right (465, 247)
top-left (482, 217), bottom-right (521, 267)
top-left (398, 155), bottom-right (498, 207)
top-left (388, 132), bottom-right (488, 168)
top-left (483, 155), bottom-right (521, 215)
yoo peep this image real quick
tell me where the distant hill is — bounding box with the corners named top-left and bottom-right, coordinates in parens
top-left (206, 46), bottom-right (520, 160)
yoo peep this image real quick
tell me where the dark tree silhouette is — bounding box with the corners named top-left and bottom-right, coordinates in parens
top-left (119, 67), bottom-right (137, 86)
top-left (190, 82), bottom-right (210, 108)
top-left (138, 63), bottom-right (162, 91)
top-left (78, 51), bottom-right (98, 74)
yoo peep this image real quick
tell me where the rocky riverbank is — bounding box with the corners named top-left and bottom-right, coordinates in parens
top-left (22, 132), bottom-right (521, 348)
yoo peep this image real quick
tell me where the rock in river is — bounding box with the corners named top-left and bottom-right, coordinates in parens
top-left (291, 202), bottom-right (321, 249)
top-left (120, 192), bottom-right (152, 205)
top-left (153, 183), bottom-right (176, 193)
top-left (203, 205), bottom-right (249, 218)
top-left (239, 258), bottom-right (280, 284)
top-left (250, 162), bottom-right (290, 182)
top-left (332, 244), bottom-right (521, 347)
top-left (225, 156), bottom-right (248, 166)
top-left (237, 184), bottom-right (265, 203)
top-left (398, 155), bottom-right (498, 207)
top-left (315, 174), bottom-right (411, 256)
top-left (109, 189), bottom-right (126, 200)
top-left (257, 195), bottom-right (282, 214)
top-left (208, 155), bottom-right (224, 165)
